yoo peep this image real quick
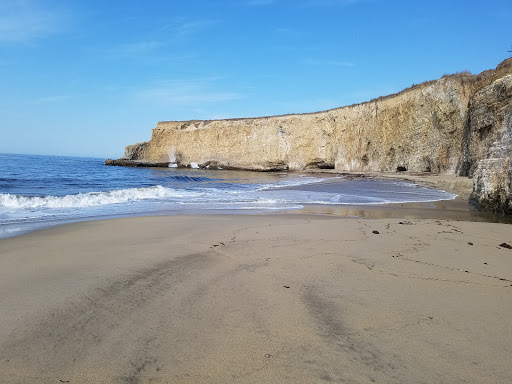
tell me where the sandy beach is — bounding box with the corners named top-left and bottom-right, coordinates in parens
top-left (2, 0), bottom-right (511, 382)
top-left (1, 209), bottom-right (511, 383)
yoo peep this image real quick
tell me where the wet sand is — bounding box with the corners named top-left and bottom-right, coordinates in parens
top-left (283, 172), bottom-right (511, 224)
top-left (1, 213), bottom-right (511, 383)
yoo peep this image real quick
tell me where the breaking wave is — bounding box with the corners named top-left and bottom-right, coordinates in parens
top-left (0, 186), bottom-right (193, 209)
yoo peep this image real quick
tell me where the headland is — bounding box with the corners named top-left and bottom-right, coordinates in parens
top-left (107, 58), bottom-right (512, 214)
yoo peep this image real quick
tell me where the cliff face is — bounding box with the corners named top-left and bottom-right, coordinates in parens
top-left (115, 58), bottom-right (512, 213)
top-left (129, 77), bottom-right (474, 173)
top-left (469, 73), bottom-right (512, 213)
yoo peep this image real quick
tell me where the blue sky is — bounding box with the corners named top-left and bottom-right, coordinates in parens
top-left (1, 0), bottom-right (511, 158)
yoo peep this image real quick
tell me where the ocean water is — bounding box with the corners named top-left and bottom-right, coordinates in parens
top-left (0, 153), bottom-right (456, 238)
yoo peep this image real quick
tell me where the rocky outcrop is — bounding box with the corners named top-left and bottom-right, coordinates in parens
top-left (122, 142), bottom-right (150, 161)
top-left (104, 159), bottom-right (170, 167)
top-left (469, 74), bottom-right (512, 213)
top-left (108, 58), bottom-right (512, 213)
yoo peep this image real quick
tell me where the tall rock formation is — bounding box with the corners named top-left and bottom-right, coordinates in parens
top-left (468, 69), bottom-right (512, 213)
top-left (109, 59), bottom-right (512, 213)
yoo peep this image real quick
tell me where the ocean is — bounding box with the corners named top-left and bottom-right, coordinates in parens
top-left (0, 153), bottom-right (456, 239)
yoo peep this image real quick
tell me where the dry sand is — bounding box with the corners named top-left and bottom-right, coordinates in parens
top-left (0, 213), bottom-right (511, 383)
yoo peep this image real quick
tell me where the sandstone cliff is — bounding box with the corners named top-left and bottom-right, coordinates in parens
top-left (109, 58), bottom-right (512, 213)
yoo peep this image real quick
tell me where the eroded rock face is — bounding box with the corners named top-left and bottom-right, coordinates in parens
top-left (470, 74), bottom-right (512, 213)
top-left (111, 58), bottom-right (512, 213)
top-left (136, 77), bottom-right (473, 174)
top-left (122, 142), bottom-right (149, 160)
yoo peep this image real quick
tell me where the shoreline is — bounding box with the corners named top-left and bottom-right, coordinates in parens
top-left (289, 170), bottom-right (512, 223)
top-left (307, 169), bottom-right (474, 199)
top-left (1, 170), bottom-right (509, 241)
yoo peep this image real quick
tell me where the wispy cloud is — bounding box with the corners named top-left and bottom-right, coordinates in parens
top-left (0, 0), bottom-right (68, 43)
top-left (30, 95), bottom-right (73, 105)
top-left (103, 40), bottom-right (198, 65)
top-left (160, 18), bottom-right (221, 39)
top-left (137, 81), bottom-right (243, 106)
top-left (304, 58), bottom-right (355, 67)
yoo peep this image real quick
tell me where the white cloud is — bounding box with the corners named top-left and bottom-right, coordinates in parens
top-left (0, 0), bottom-right (67, 43)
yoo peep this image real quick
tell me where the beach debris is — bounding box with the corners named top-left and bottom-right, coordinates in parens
top-left (283, 285), bottom-right (290, 289)
top-left (468, 242), bottom-right (474, 245)
top-left (398, 221), bottom-right (414, 225)
top-left (264, 354), bottom-right (272, 358)
top-left (372, 230), bottom-right (380, 234)
top-left (499, 242), bottom-right (512, 249)
top-left (484, 262), bottom-right (488, 265)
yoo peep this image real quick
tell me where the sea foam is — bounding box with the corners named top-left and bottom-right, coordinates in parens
top-left (0, 186), bottom-right (193, 210)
